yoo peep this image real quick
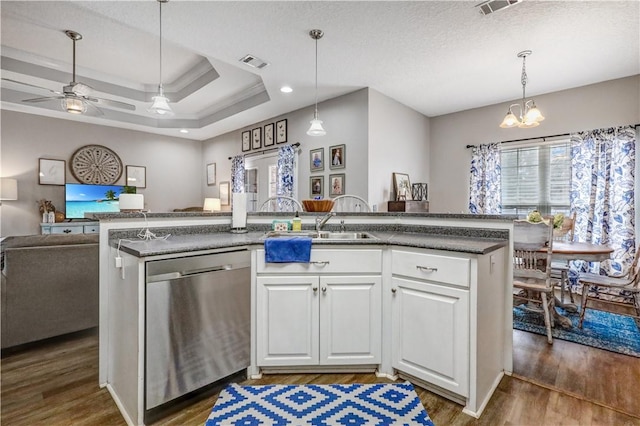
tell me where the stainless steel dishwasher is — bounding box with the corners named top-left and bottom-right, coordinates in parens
top-left (145, 248), bottom-right (250, 413)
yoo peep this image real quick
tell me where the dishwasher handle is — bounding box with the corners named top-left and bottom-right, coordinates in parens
top-left (147, 263), bottom-right (241, 283)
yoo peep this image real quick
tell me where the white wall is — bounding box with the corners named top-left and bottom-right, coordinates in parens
top-left (202, 89), bottom-right (370, 206)
top-left (368, 88), bottom-right (430, 211)
top-left (1, 110), bottom-right (203, 236)
top-left (429, 75), bottom-right (640, 214)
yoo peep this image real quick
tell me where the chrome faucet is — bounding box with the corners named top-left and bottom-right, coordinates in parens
top-left (315, 212), bottom-right (336, 232)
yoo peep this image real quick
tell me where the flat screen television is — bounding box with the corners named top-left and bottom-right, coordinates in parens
top-left (65, 183), bottom-right (125, 219)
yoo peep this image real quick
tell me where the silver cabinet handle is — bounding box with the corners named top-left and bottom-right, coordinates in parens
top-left (311, 261), bottom-right (330, 266)
top-left (322, 287), bottom-right (327, 293)
top-left (416, 266), bottom-right (438, 272)
top-left (391, 288), bottom-right (397, 294)
top-left (313, 287), bottom-right (318, 292)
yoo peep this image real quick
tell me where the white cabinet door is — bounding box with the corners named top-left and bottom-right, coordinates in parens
top-left (256, 276), bottom-right (320, 366)
top-left (391, 276), bottom-right (469, 396)
top-left (319, 276), bottom-right (381, 365)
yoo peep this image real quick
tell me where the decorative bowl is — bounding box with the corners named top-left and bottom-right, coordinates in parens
top-left (302, 199), bottom-right (335, 212)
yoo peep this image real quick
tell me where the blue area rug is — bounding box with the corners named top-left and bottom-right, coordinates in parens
top-left (513, 305), bottom-right (640, 357)
top-left (205, 382), bottom-right (435, 426)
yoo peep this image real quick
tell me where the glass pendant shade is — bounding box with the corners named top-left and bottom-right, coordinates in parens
top-left (499, 111), bottom-right (519, 128)
top-left (307, 111), bottom-right (326, 136)
top-left (524, 103), bottom-right (544, 123)
top-left (148, 86), bottom-right (174, 116)
top-left (62, 97), bottom-right (86, 114)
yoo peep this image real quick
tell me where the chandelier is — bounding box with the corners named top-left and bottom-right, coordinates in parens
top-left (499, 50), bottom-right (544, 129)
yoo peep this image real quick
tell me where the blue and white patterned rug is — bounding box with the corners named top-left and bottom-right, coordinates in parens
top-left (514, 306), bottom-right (640, 357)
top-left (205, 381), bottom-right (435, 426)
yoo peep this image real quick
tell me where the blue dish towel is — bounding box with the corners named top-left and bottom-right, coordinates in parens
top-left (264, 237), bottom-right (312, 263)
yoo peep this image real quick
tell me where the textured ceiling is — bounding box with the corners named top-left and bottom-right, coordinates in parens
top-left (1, 1), bottom-right (638, 141)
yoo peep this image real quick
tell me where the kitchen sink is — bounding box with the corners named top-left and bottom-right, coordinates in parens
top-left (315, 231), bottom-right (377, 240)
top-left (263, 231), bottom-right (377, 241)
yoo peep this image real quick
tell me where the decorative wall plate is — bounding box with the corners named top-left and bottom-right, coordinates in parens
top-left (70, 144), bottom-right (123, 184)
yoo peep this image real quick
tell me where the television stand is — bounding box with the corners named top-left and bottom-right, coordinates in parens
top-left (41, 221), bottom-right (99, 235)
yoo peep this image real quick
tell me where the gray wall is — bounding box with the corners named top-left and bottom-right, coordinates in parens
top-left (1, 110), bottom-right (203, 236)
top-left (202, 89), bottom-right (370, 205)
top-left (368, 88), bottom-right (430, 211)
top-left (429, 75), bottom-right (640, 213)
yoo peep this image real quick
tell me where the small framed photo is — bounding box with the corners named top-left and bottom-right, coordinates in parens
top-left (393, 172), bottom-right (413, 201)
top-left (329, 144), bottom-right (345, 169)
top-left (242, 130), bottom-right (251, 152)
top-left (219, 181), bottom-right (230, 205)
top-left (252, 127), bottom-right (262, 149)
top-left (329, 173), bottom-right (345, 197)
top-left (126, 165), bottom-right (146, 188)
top-left (206, 163), bottom-right (216, 186)
top-left (38, 158), bottom-right (65, 185)
top-left (276, 119), bottom-right (288, 144)
top-left (264, 123), bottom-right (275, 147)
top-left (310, 148), bottom-right (324, 172)
top-left (310, 176), bottom-right (324, 198)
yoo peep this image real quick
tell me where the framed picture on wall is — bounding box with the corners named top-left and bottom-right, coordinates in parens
top-left (242, 131), bottom-right (251, 152)
top-left (126, 165), bottom-right (146, 188)
top-left (329, 173), bottom-right (345, 197)
top-left (276, 119), bottom-right (287, 144)
top-left (264, 123), bottom-right (275, 147)
top-left (252, 127), bottom-right (262, 149)
top-left (219, 181), bottom-right (230, 205)
top-left (329, 144), bottom-right (345, 169)
top-left (38, 158), bottom-right (65, 185)
top-left (310, 148), bottom-right (324, 172)
top-left (206, 163), bottom-right (216, 186)
top-left (310, 176), bottom-right (324, 198)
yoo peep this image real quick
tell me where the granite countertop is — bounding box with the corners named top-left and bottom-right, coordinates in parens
top-left (114, 230), bottom-right (507, 258)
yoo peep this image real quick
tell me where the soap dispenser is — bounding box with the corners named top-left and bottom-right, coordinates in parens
top-left (292, 211), bottom-right (302, 232)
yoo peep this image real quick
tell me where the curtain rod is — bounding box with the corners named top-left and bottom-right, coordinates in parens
top-left (465, 123), bottom-right (640, 149)
top-left (228, 142), bottom-right (300, 160)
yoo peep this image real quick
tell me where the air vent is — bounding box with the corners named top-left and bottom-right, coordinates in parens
top-left (476, 0), bottom-right (523, 15)
top-left (239, 54), bottom-right (269, 69)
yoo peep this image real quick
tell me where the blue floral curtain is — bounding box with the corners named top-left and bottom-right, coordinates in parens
top-left (570, 126), bottom-right (636, 277)
top-left (231, 155), bottom-right (245, 193)
top-left (469, 143), bottom-right (502, 214)
top-left (276, 145), bottom-right (296, 197)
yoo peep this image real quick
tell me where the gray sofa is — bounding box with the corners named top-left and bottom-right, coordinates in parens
top-left (1, 234), bottom-right (99, 349)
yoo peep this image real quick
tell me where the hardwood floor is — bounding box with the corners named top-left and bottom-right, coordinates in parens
top-left (2, 329), bottom-right (640, 425)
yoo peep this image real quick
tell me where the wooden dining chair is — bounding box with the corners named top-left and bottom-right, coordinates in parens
top-left (259, 196), bottom-right (303, 212)
top-left (513, 219), bottom-right (556, 344)
top-left (578, 249), bottom-right (640, 329)
top-left (550, 212), bottom-right (577, 305)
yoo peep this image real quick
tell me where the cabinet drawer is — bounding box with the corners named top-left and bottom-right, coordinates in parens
top-left (51, 225), bottom-right (84, 235)
top-left (84, 225), bottom-right (100, 234)
top-left (257, 248), bottom-right (382, 274)
top-left (392, 249), bottom-right (470, 288)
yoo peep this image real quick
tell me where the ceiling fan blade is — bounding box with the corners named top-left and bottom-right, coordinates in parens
top-left (90, 96), bottom-right (136, 111)
top-left (84, 101), bottom-right (104, 116)
top-left (2, 78), bottom-right (62, 95)
top-left (23, 96), bottom-right (65, 103)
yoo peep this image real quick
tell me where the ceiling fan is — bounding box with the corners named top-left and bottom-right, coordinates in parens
top-left (2, 30), bottom-right (136, 115)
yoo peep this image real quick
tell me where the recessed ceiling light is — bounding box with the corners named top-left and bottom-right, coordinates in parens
top-left (180, 129), bottom-right (189, 134)
top-left (280, 86), bottom-right (293, 93)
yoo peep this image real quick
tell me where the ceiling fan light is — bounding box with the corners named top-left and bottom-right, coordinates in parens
top-left (499, 111), bottom-right (519, 128)
top-left (62, 97), bottom-right (86, 114)
top-left (148, 94), bottom-right (174, 116)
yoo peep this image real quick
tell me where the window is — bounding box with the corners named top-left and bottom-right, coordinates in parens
top-left (501, 141), bottom-right (571, 216)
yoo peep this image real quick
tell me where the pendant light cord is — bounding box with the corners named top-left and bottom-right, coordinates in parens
top-left (314, 35), bottom-right (318, 114)
top-left (159, 0), bottom-right (163, 91)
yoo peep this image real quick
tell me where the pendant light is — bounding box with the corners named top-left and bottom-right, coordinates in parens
top-left (307, 29), bottom-right (326, 136)
top-left (499, 50), bottom-right (544, 129)
top-left (149, 0), bottom-right (174, 116)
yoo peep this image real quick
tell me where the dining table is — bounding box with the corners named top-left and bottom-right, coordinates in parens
top-left (548, 241), bottom-right (614, 328)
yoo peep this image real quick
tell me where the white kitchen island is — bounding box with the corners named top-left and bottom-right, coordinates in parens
top-left (94, 212), bottom-right (514, 425)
